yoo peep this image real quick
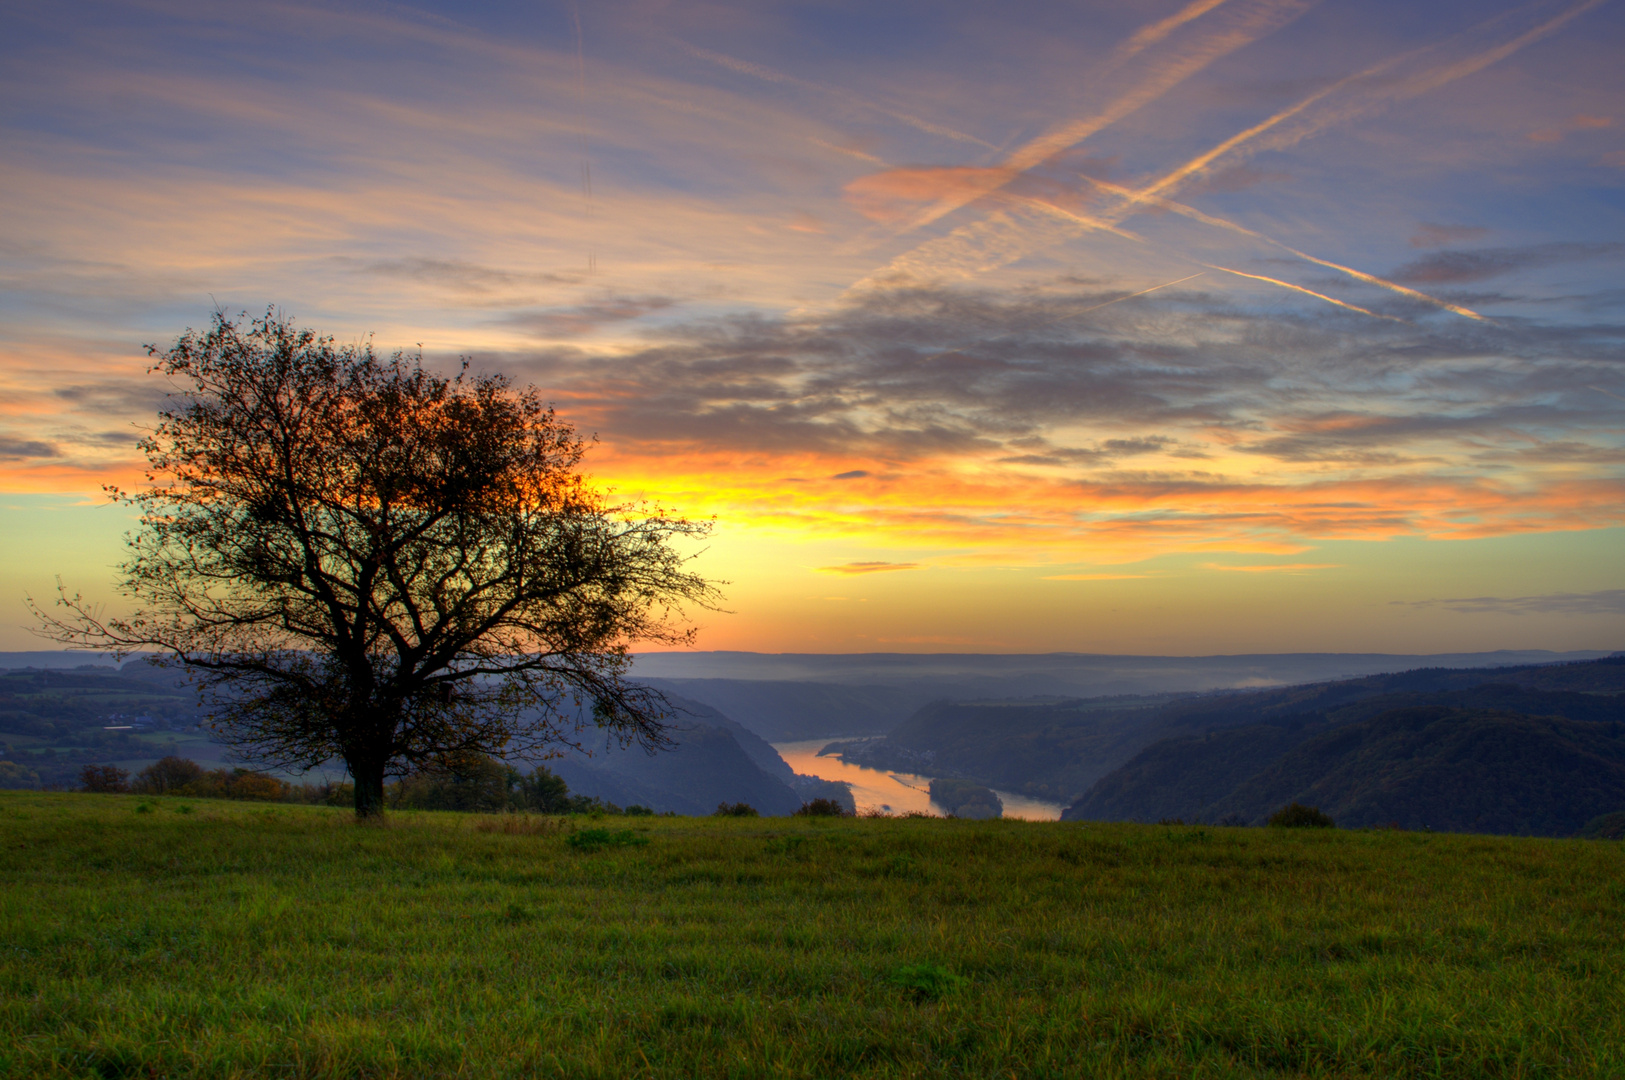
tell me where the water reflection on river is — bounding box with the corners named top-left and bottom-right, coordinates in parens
top-left (773, 740), bottom-right (1066, 821)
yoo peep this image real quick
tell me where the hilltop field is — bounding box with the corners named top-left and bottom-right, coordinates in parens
top-left (3, 794), bottom-right (1623, 1079)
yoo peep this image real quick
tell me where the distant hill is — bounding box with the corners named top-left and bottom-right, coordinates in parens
top-left (829, 695), bottom-right (1183, 803)
top-left (627, 649), bottom-right (1613, 744)
top-left (549, 724), bottom-right (805, 816)
top-left (636, 678), bottom-right (915, 741)
top-left (1063, 655), bottom-right (1625, 835)
top-left (540, 693), bottom-right (852, 816)
top-left (1200, 706), bottom-right (1625, 834)
top-left (0, 664), bottom-right (852, 815)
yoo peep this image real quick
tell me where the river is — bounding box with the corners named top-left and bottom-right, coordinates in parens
top-left (773, 739), bottom-right (1067, 820)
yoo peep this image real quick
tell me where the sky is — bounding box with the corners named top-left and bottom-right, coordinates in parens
top-left (2, 0), bottom-right (1623, 655)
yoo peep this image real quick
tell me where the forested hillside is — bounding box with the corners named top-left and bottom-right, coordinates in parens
top-left (1065, 656), bottom-right (1625, 834)
top-left (824, 655), bottom-right (1625, 834)
top-left (0, 663), bottom-right (205, 789)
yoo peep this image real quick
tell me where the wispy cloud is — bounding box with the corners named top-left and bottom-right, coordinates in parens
top-left (1527, 112), bottom-right (1612, 142)
top-left (1202, 562), bottom-right (1340, 573)
top-left (1411, 223), bottom-right (1492, 248)
top-left (1391, 243), bottom-right (1625, 284)
top-left (1400, 590), bottom-right (1625, 615)
top-left (817, 561), bottom-right (921, 575)
top-left (1042, 572), bottom-right (1153, 580)
top-left (0, 437), bottom-right (61, 460)
top-left (2, 0), bottom-right (1622, 621)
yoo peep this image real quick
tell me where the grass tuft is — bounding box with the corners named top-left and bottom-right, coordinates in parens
top-left (566, 826), bottom-right (651, 852)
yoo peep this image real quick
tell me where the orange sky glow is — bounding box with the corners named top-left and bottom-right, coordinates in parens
top-left (2, 0), bottom-right (1622, 653)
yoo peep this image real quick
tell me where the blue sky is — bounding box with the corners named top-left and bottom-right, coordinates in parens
top-left (2, 0), bottom-right (1622, 652)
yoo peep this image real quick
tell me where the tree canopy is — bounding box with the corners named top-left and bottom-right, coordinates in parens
top-left (36, 310), bottom-right (719, 817)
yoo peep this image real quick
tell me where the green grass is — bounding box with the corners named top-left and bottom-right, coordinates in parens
top-left (2, 793), bottom-right (1622, 1078)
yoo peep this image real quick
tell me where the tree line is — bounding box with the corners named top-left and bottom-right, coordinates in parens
top-left (76, 754), bottom-right (638, 814)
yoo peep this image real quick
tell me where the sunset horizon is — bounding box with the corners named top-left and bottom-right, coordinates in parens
top-left (4, 0), bottom-right (1622, 656)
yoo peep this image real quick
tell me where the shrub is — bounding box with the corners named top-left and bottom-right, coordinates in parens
top-left (517, 766), bottom-right (572, 813)
top-left (1268, 802), bottom-right (1335, 828)
top-left (1579, 810), bottom-right (1625, 840)
top-left (928, 778), bottom-right (1002, 820)
top-left (0, 760), bottom-right (40, 790)
top-left (81, 764), bottom-right (129, 793)
top-left (624, 804), bottom-right (654, 816)
top-left (220, 769), bottom-right (290, 801)
top-left (131, 756), bottom-right (203, 794)
top-left (319, 782), bottom-right (354, 807)
top-left (794, 798), bottom-right (851, 817)
top-left (568, 795), bottom-right (621, 815)
top-left (714, 802), bottom-right (758, 817)
top-left (392, 753), bottom-right (513, 812)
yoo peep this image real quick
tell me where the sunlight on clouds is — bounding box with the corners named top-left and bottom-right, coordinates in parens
top-left (1, 0), bottom-right (1622, 651)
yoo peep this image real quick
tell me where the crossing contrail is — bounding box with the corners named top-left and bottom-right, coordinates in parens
top-left (1072, 173), bottom-right (1487, 320)
top-left (857, 0), bottom-right (1607, 312)
top-left (891, 0), bottom-right (1313, 236)
top-left (1206, 265), bottom-right (1402, 320)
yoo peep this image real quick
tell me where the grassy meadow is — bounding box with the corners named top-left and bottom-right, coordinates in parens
top-left (2, 792), bottom-right (1622, 1079)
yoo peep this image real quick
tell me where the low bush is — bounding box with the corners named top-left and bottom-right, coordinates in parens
top-left (131, 756), bottom-right (203, 795)
top-left (80, 764), bottom-right (129, 793)
top-left (714, 802), bottom-right (758, 817)
top-left (794, 798), bottom-right (850, 817)
top-left (1579, 810), bottom-right (1625, 840)
top-left (0, 761), bottom-right (40, 790)
top-left (1268, 802), bottom-right (1335, 828)
top-left (928, 778), bottom-right (1002, 820)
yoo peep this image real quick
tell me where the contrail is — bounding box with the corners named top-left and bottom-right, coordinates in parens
top-left (1206, 265), bottom-right (1402, 320)
top-left (1274, 245), bottom-right (1487, 321)
top-left (893, 0), bottom-right (1312, 235)
top-left (1073, 173), bottom-right (1488, 320)
top-left (1074, 272), bottom-right (1207, 313)
top-left (999, 190), bottom-right (1144, 243)
top-left (1135, 0), bottom-right (1612, 205)
top-left (857, 0), bottom-right (1607, 304)
top-left (1128, 57), bottom-right (1408, 208)
top-left (1117, 0), bottom-right (1234, 57)
top-left (568, 0), bottom-right (595, 273)
top-left (682, 43), bottom-right (998, 149)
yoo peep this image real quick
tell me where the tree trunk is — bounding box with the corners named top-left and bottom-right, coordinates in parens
top-left (351, 759), bottom-right (387, 820)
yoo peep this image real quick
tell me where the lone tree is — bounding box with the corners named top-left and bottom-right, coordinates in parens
top-left (35, 311), bottom-right (718, 817)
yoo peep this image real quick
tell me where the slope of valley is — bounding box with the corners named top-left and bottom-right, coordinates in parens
top-left (816, 656), bottom-right (1625, 835)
